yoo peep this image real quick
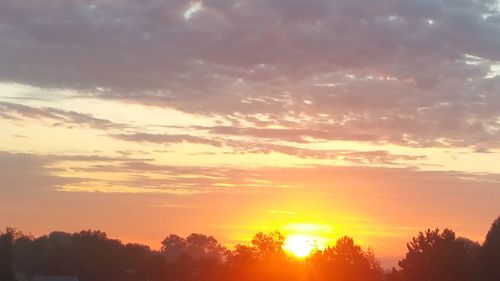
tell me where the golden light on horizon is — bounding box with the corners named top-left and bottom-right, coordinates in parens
top-left (280, 223), bottom-right (333, 258)
top-left (283, 234), bottom-right (325, 258)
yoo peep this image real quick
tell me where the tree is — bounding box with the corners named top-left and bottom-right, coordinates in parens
top-left (0, 229), bottom-right (15, 281)
top-left (161, 233), bottom-right (226, 262)
top-left (71, 230), bottom-right (128, 281)
top-left (399, 229), bottom-right (480, 281)
top-left (12, 232), bottom-right (36, 276)
top-left (161, 234), bottom-right (188, 262)
top-left (41, 231), bottom-right (75, 275)
top-left (310, 236), bottom-right (382, 281)
top-left (185, 233), bottom-right (226, 262)
top-left (481, 216), bottom-right (500, 281)
top-left (251, 231), bottom-right (285, 258)
top-left (225, 231), bottom-right (300, 281)
top-left (160, 233), bottom-right (227, 281)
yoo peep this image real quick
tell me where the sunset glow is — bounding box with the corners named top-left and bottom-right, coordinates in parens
top-left (0, 0), bottom-right (499, 273)
top-left (283, 235), bottom-right (323, 258)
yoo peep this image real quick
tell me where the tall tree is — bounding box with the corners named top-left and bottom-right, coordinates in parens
top-left (161, 233), bottom-right (227, 281)
top-left (310, 236), bottom-right (382, 281)
top-left (161, 234), bottom-right (187, 262)
top-left (0, 229), bottom-right (15, 281)
top-left (481, 216), bottom-right (500, 281)
top-left (185, 233), bottom-right (226, 262)
top-left (399, 229), bottom-right (480, 281)
top-left (225, 231), bottom-right (300, 281)
top-left (251, 232), bottom-right (286, 258)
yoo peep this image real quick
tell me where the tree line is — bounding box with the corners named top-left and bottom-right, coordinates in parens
top-left (0, 216), bottom-right (499, 281)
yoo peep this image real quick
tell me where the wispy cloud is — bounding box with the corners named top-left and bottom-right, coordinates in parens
top-left (149, 203), bottom-right (204, 209)
top-left (111, 132), bottom-right (223, 147)
top-left (110, 130), bottom-right (426, 165)
top-left (1, 150), bottom-right (498, 197)
top-left (0, 101), bottom-right (126, 130)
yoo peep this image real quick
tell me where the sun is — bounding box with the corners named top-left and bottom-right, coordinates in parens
top-left (283, 235), bottom-right (318, 258)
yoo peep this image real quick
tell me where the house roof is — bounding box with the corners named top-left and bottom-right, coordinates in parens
top-left (31, 276), bottom-right (79, 281)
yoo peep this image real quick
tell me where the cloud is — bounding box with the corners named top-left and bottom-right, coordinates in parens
top-left (149, 203), bottom-right (204, 209)
top-left (3, 150), bottom-right (498, 260)
top-left (8, 149), bottom-right (494, 197)
top-left (111, 132), bottom-right (223, 147)
top-left (198, 126), bottom-right (375, 143)
top-left (0, 151), bottom-right (81, 194)
top-left (110, 130), bottom-right (426, 164)
top-left (0, 0), bottom-right (499, 148)
top-left (223, 140), bottom-right (426, 164)
top-left (0, 150), bottom-right (426, 195)
top-left (0, 101), bottom-right (126, 130)
top-left (0, 151), bottom-right (286, 194)
top-left (1, 150), bottom-right (499, 238)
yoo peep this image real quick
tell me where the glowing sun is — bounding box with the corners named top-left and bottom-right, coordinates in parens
top-left (283, 235), bottom-right (319, 258)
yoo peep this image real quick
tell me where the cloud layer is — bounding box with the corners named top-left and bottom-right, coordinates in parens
top-left (0, 0), bottom-right (499, 148)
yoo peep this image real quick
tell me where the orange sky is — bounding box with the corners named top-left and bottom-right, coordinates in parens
top-left (1, 0), bottom-right (500, 268)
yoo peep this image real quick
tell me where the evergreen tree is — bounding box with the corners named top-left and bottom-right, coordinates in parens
top-left (0, 229), bottom-right (15, 281)
top-left (481, 216), bottom-right (500, 281)
top-left (399, 229), bottom-right (480, 281)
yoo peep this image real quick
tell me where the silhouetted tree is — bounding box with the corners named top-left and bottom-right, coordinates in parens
top-left (310, 236), bottom-right (382, 281)
top-left (161, 233), bottom-right (226, 281)
top-left (185, 234), bottom-right (226, 281)
top-left (251, 231), bottom-right (286, 258)
top-left (71, 230), bottom-right (129, 281)
top-left (481, 216), bottom-right (500, 281)
top-left (185, 233), bottom-right (226, 261)
top-left (0, 228), bottom-right (15, 281)
top-left (6, 224), bottom-right (497, 281)
top-left (399, 229), bottom-right (480, 281)
top-left (226, 231), bottom-right (301, 281)
top-left (457, 237), bottom-right (481, 279)
top-left (41, 231), bottom-right (75, 275)
top-left (12, 232), bottom-right (36, 276)
top-left (161, 234), bottom-right (187, 262)
top-left (10, 228), bottom-right (167, 281)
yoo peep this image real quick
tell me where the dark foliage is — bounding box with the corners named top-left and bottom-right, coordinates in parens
top-left (0, 229), bottom-right (15, 281)
top-left (309, 236), bottom-right (383, 281)
top-left (398, 229), bottom-right (480, 281)
top-left (481, 216), bottom-right (500, 281)
top-left (1, 215), bottom-right (499, 281)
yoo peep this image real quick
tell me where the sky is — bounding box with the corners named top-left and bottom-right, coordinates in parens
top-left (1, 0), bottom-right (500, 267)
